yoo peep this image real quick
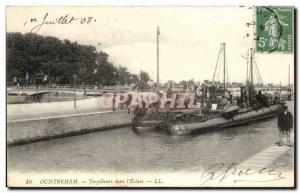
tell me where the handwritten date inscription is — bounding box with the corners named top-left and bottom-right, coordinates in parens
top-left (24, 13), bottom-right (97, 33)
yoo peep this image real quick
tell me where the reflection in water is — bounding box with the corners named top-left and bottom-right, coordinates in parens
top-left (7, 102), bottom-right (294, 173)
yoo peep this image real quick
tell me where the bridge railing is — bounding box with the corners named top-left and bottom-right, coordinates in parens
top-left (7, 84), bottom-right (134, 91)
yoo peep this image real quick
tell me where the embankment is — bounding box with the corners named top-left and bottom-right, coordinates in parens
top-left (7, 97), bottom-right (132, 146)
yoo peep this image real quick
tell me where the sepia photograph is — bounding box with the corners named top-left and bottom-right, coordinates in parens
top-left (6, 6), bottom-right (295, 188)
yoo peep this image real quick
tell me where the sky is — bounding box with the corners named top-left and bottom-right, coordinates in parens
top-left (6, 6), bottom-right (294, 85)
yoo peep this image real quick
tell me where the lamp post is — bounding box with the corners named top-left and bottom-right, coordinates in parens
top-left (73, 74), bottom-right (77, 109)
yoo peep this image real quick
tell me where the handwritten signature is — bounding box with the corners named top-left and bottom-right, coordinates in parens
top-left (200, 163), bottom-right (285, 186)
top-left (24, 13), bottom-right (97, 33)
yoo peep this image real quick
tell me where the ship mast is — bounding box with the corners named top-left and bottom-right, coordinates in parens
top-left (212, 42), bottom-right (227, 96)
top-left (246, 51), bottom-right (249, 85)
top-left (156, 26), bottom-right (160, 89)
top-left (288, 64), bottom-right (290, 88)
top-left (250, 48), bottom-right (254, 86)
top-left (248, 48), bottom-right (255, 106)
top-left (223, 43), bottom-right (226, 95)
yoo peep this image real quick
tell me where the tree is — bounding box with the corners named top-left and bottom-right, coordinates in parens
top-left (164, 80), bottom-right (177, 88)
top-left (130, 74), bottom-right (139, 89)
top-left (6, 32), bottom-right (141, 87)
top-left (178, 80), bottom-right (188, 90)
top-left (7, 32), bottom-right (155, 89)
top-left (187, 79), bottom-right (195, 87)
top-left (139, 71), bottom-right (151, 91)
top-left (117, 66), bottom-right (131, 85)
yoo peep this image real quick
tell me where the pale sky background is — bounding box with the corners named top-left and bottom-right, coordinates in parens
top-left (6, 6), bottom-right (294, 85)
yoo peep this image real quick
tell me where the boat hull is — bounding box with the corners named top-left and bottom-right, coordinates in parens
top-left (169, 104), bottom-right (282, 135)
top-left (132, 119), bottom-right (164, 133)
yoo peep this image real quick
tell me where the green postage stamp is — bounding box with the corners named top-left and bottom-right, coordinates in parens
top-left (256, 6), bottom-right (294, 53)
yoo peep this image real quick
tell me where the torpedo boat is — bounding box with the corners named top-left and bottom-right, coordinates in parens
top-left (132, 44), bottom-right (284, 135)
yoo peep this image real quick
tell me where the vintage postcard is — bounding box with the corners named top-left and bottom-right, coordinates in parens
top-left (6, 6), bottom-right (295, 188)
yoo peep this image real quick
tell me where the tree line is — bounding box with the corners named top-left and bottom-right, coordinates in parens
top-left (6, 32), bottom-right (151, 90)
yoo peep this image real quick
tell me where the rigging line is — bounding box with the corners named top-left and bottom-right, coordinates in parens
top-left (254, 64), bottom-right (260, 85)
top-left (245, 50), bottom-right (249, 84)
top-left (253, 57), bottom-right (262, 84)
top-left (258, 67), bottom-right (263, 84)
top-left (245, 62), bottom-right (248, 83)
top-left (216, 48), bottom-right (223, 83)
top-left (248, 50), bottom-right (251, 82)
top-left (250, 48), bottom-right (255, 85)
top-left (212, 46), bottom-right (222, 81)
top-left (248, 62), bottom-right (250, 83)
top-left (254, 59), bottom-right (263, 85)
top-left (225, 49), bottom-right (230, 85)
top-left (255, 59), bottom-right (263, 84)
top-left (225, 59), bottom-right (230, 85)
top-left (220, 48), bottom-right (224, 83)
top-left (246, 51), bottom-right (249, 83)
top-left (251, 52), bottom-right (258, 85)
top-left (254, 63), bottom-right (260, 85)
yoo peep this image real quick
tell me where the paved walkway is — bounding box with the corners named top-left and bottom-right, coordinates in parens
top-left (7, 107), bottom-right (113, 121)
top-left (268, 147), bottom-right (294, 170)
top-left (239, 144), bottom-right (293, 168)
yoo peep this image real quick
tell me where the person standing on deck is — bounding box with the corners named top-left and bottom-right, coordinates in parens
top-left (277, 104), bottom-right (293, 146)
